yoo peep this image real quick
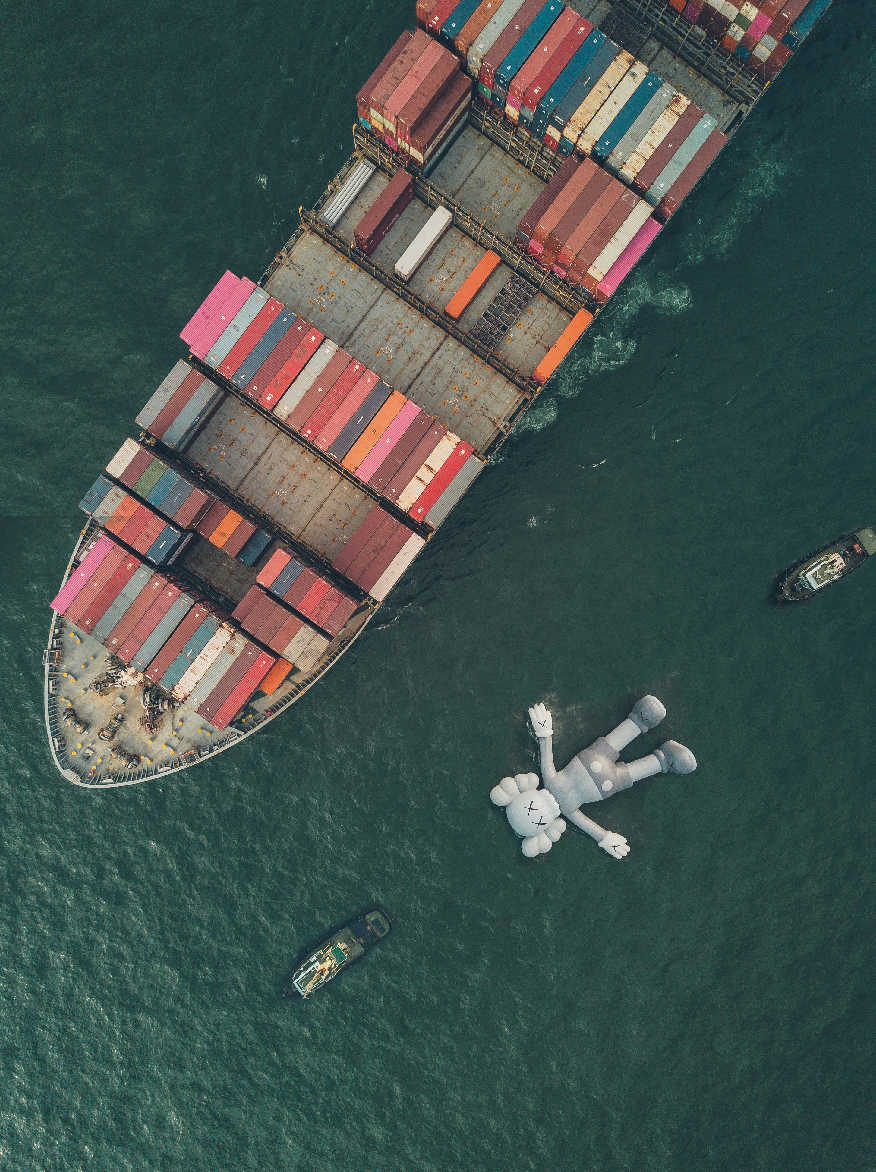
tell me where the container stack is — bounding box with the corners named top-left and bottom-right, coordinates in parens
top-left (256, 549), bottom-right (358, 638)
top-left (190, 636), bottom-right (276, 730)
top-left (78, 479), bottom-right (188, 567)
top-left (356, 27), bottom-right (472, 167)
top-left (182, 274), bottom-right (484, 531)
top-left (331, 503), bottom-right (426, 601)
top-left (667, 0), bottom-right (830, 79)
top-left (514, 158), bottom-right (663, 302)
top-left (419, 4), bottom-right (727, 221)
top-left (232, 586), bottom-right (331, 673)
top-left (135, 361), bottom-right (224, 452)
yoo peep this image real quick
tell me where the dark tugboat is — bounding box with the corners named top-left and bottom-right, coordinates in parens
top-left (282, 909), bottom-right (391, 999)
top-left (775, 527), bottom-right (876, 602)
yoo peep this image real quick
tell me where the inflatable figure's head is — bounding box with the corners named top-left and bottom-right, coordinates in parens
top-left (489, 773), bottom-right (567, 858)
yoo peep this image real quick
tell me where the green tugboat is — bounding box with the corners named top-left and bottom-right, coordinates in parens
top-left (283, 909), bottom-right (391, 999)
top-left (775, 527), bottom-right (876, 602)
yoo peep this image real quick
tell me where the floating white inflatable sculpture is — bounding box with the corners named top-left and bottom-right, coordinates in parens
top-left (490, 697), bottom-right (697, 860)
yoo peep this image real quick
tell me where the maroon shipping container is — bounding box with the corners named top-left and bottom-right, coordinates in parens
top-left (321, 596), bottom-right (358, 638)
top-left (74, 555), bottom-right (141, 634)
top-left (354, 170), bottom-right (414, 255)
top-left (172, 486), bottom-right (212, 529)
top-left (63, 545), bottom-right (129, 624)
top-left (148, 370), bottom-right (205, 440)
top-left (358, 522), bottom-right (415, 594)
top-left (357, 31), bottom-right (414, 122)
top-left (657, 128), bottom-right (727, 219)
top-left (117, 448), bottom-right (153, 490)
top-left (250, 600), bottom-right (291, 646)
top-left (117, 503), bottom-right (151, 545)
top-left (269, 612), bottom-right (304, 655)
top-left (544, 160), bottom-right (603, 256)
top-left (105, 573), bottom-right (165, 651)
top-left (581, 191), bottom-right (639, 292)
top-left (632, 104), bottom-right (703, 195)
top-left (300, 359), bottom-right (366, 442)
top-left (244, 319), bottom-right (309, 400)
top-left (343, 513), bottom-right (401, 584)
top-left (283, 568), bottom-right (321, 609)
top-left (409, 73), bottom-right (471, 162)
top-left (221, 518), bottom-right (257, 558)
top-left (145, 604), bottom-right (210, 683)
top-left (332, 505), bottom-right (388, 575)
top-left (210, 652), bottom-right (275, 730)
top-left (197, 642), bottom-right (261, 722)
top-left (242, 592), bottom-right (280, 639)
top-left (397, 54), bottom-right (460, 150)
top-left (129, 513), bottom-right (167, 556)
top-left (480, 0), bottom-right (546, 91)
top-left (517, 156), bottom-right (579, 243)
top-left (310, 586), bottom-right (346, 629)
top-left (116, 584), bottom-right (182, 663)
top-left (232, 585), bottom-right (263, 624)
top-left (286, 350), bottom-right (353, 431)
top-left (295, 579), bottom-right (332, 619)
top-left (368, 29), bottom-right (432, 128)
top-left (197, 501), bottom-right (229, 539)
top-left (556, 173), bottom-right (615, 271)
top-left (383, 422), bottom-right (447, 503)
top-left (367, 410), bottom-right (431, 494)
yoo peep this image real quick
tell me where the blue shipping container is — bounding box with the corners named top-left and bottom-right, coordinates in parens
top-left (130, 595), bottom-right (195, 672)
top-left (328, 383), bottom-right (393, 460)
top-left (548, 36), bottom-right (617, 136)
top-left (79, 475), bottom-right (115, 516)
top-left (784, 0), bottom-right (832, 49)
top-left (237, 529), bottom-right (273, 567)
top-left (270, 559), bottom-right (305, 598)
top-left (146, 468), bottom-right (180, 509)
top-left (593, 72), bottom-right (662, 160)
top-left (492, 1), bottom-right (564, 110)
top-left (232, 311), bottom-right (297, 390)
top-left (531, 31), bottom-right (605, 139)
top-left (441, 0), bottom-right (483, 45)
top-left (147, 524), bottom-right (185, 565)
top-left (92, 565), bottom-right (154, 642)
top-left (162, 382), bottom-right (223, 450)
top-left (159, 617), bottom-right (220, 690)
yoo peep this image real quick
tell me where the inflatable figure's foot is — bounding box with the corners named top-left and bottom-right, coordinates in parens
top-left (654, 740), bottom-right (697, 774)
top-left (630, 695), bottom-right (667, 732)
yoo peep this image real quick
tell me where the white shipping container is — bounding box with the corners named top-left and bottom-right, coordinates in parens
top-left (565, 51), bottom-right (634, 148)
top-left (172, 626), bottom-right (234, 700)
top-left (273, 340), bottom-right (339, 421)
top-left (587, 202), bottom-right (652, 284)
top-left (371, 535), bottom-right (425, 601)
top-left (321, 160), bottom-right (376, 228)
top-left (397, 433), bottom-right (459, 509)
top-left (467, 0), bottom-right (527, 78)
top-left (106, 438), bottom-right (142, 479)
top-left (620, 94), bottom-right (690, 182)
top-left (394, 206), bottom-right (453, 281)
top-left (578, 60), bottom-right (648, 157)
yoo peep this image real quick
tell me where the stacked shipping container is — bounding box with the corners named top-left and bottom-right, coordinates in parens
top-left (181, 272), bottom-right (484, 531)
top-left (233, 585), bottom-right (330, 672)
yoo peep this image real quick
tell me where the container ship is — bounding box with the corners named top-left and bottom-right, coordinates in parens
top-left (44, 0), bottom-right (833, 787)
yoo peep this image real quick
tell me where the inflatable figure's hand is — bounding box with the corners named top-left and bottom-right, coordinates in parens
top-left (598, 831), bottom-right (630, 860)
top-left (528, 702), bottom-right (553, 739)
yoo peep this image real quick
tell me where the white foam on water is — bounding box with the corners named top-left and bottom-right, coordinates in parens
top-left (510, 397), bottom-right (558, 436)
top-left (682, 149), bottom-right (789, 265)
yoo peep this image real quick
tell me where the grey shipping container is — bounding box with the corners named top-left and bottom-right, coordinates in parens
top-left (205, 289), bottom-right (269, 368)
top-left (424, 454), bottom-right (483, 527)
top-left (162, 381), bottom-right (224, 451)
top-left (321, 160), bottom-right (377, 228)
top-left (130, 595), bottom-right (195, 672)
top-left (91, 565), bottom-right (154, 642)
top-left (135, 361), bottom-right (193, 430)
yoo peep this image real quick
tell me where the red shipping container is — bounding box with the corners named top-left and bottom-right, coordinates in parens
top-left (344, 513), bottom-right (402, 584)
top-left (117, 447), bottom-right (153, 489)
top-left (657, 128), bottom-right (727, 219)
top-left (104, 494), bottom-right (141, 536)
top-left (426, 0), bottom-right (459, 33)
top-left (357, 32), bottom-right (413, 122)
top-left (105, 573), bottom-right (165, 650)
top-left (544, 160), bottom-right (603, 256)
top-left (631, 103), bottom-right (703, 195)
top-left (232, 585), bottom-right (264, 624)
top-left (300, 360), bottom-right (367, 442)
top-left (244, 319), bottom-right (309, 399)
top-left (356, 522), bottom-right (414, 594)
top-left (211, 653), bottom-right (276, 730)
top-left (309, 586), bottom-right (346, 629)
top-left (522, 18), bottom-right (594, 120)
top-left (250, 601), bottom-right (290, 647)
top-left (296, 579), bottom-right (332, 619)
top-left (369, 30), bottom-right (432, 128)
top-left (74, 555), bottom-right (141, 634)
top-left (217, 298), bottom-right (284, 380)
top-left (479, 0), bottom-right (545, 91)
top-left (116, 584), bottom-right (182, 663)
top-left (354, 170), bottom-right (414, 254)
top-left (256, 549), bottom-right (291, 588)
top-left (286, 351), bottom-right (353, 432)
top-left (144, 604), bottom-right (210, 683)
top-left (555, 174), bottom-right (616, 272)
top-left (408, 442), bottom-right (474, 524)
top-left (321, 595), bottom-right (358, 638)
top-left (581, 193), bottom-right (640, 293)
top-left (283, 568), bottom-right (321, 609)
top-left (314, 370), bottom-right (382, 452)
top-left (507, 8), bottom-right (581, 115)
top-left (269, 612), bottom-right (305, 655)
top-left (197, 643), bottom-right (261, 721)
top-left (762, 42), bottom-right (792, 81)
top-left (261, 328), bottom-right (325, 410)
top-left (396, 55), bottom-right (459, 152)
top-left (367, 410), bottom-right (431, 493)
top-left (128, 513), bottom-right (167, 556)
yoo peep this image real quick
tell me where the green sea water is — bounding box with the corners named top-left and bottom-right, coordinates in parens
top-left (1, 3), bottom-right (873, 1168)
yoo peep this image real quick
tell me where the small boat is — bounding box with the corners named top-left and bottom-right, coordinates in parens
top-left (775, 527), bottom-right (876, 602)
top-left (282, 909), bottom-right (391, 999)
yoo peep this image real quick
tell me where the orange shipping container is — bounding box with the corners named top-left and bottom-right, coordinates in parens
top-left (444, 251), bottom-right (501, 320)
top-left (208, 509), bottom-right (243, 548)
top-left (343, 391), bottom-right (407, 472)
top-left (533, 309), bottom-right (593, 384)
top-left (259, 658), bottom-right (292, 695)
top-left (105, 494), bottom-right (140, 535)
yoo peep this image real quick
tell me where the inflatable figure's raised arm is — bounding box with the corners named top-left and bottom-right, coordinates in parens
top-left (528, 703), bottom-right (557, 784)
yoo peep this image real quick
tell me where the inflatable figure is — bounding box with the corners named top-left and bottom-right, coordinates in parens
top-left (490, 697), bottom-right (696, 860)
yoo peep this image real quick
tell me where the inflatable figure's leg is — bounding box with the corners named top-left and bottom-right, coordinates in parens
top-left (604, 695), bottom-right (667, 754)
top-left (605, 739), bottom-right (697, 795)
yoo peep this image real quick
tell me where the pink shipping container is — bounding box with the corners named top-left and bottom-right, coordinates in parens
top-left (51, 536), bottom-right (116, 614)
top-left (314, 370), bottom-right (382, 452)
top-left (354, 399), bottom-right (420, 482)
top-left (211, 653), bottom-right (276, 730)
top-left (596, 218), bottom-right (662, 302)
top-left (370, 535), bottom-right (426, 602)
top-left (181, 273), bottom-right (256, 358)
